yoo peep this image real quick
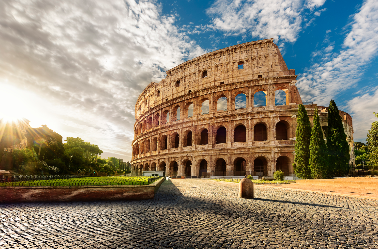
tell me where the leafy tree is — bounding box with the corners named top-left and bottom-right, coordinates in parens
top-left (294, 104), bottom-right (312, 179)
top-left (326, 100), bottom-right (350, 177)
top-left (11, 148), bottom-right (38, 174)
top-left (354, 142), bottom-right (368, 169)
top-left (367, 112), bottom-right (378, 170)
top-left (309, 107), bottom-right (328, 178)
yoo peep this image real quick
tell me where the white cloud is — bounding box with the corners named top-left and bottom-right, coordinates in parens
top-left (206, 0), bottom-right (326, 44)
top-left (0, 0), bottom-right (204, 161)
top-left (347, 89), bottom-right (378, 142)
top-left (297, 0), bottom-right (378, 105)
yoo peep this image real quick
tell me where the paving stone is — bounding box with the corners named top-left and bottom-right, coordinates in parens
top-left (0, 179), bottom-right (378, 248)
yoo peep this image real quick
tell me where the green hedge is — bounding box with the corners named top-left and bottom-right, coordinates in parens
top-left (0, 176), bottom-right (159, 187)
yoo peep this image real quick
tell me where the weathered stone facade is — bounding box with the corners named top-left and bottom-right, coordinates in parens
top-left (131, 39), bottom-right (353, 177)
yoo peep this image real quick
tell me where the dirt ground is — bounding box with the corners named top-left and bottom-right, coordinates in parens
top-left (265, 177), bottom-right (378, 200)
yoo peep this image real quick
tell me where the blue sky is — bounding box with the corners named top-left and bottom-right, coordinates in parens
top-left (0, 0), bottom-right (377, 162)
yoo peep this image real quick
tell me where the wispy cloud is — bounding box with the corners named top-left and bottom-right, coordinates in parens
top-left (206, 0), bottom-right (326, 44)
top-left (347, 89), bottom-right (378, 142)
top-left (297, 0), bottom-right (378, 105)
top-left (0, 0), bottom-right (204, 160)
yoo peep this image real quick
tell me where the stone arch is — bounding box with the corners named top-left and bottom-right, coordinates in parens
top-left (234, 124), bottom-right (246, 142)
top-left (254, 91), bottom-right (266, 107)
top-left (184, 159), bottom-right (192, 177)
top-left (158, 161), bottom-right (166, 173)
top-left (183, 130), bottom-right (193, 147)
top-left (254, 156), bottom-right (268, 176)
top-left (217, 96), bottom-right (227, 111)
top-left (163, 110), bottom-right (169, 124)
top-left (201, 99), bottom-right (210, 115)
top-left (170, 161), bottom-right (178, 176)
top-left (202, 70), bottom-right (208, 78)
top-left (215, 158), bottom-right (227, 176)
top-left (143, 163), bottom-right (149, 171)
top-left (151, 162), bottom-right (157, 171)
top-left (199, 159), bottom-right (208, 177)
top-left (160, 135), bottom-right (168, 150)
top-left (234, 157), bottom-right (246, 176)
top-left (216, 126), bottom-right (227, 144)
top-left (152, 137), bottom-right (158, 151)
top-left (198, 128), bottom-right (208, 145)
top-left (139, 141), bottom-right (144, 154)
top-left (254, 123), bottom-right (267, 141)
top-left (275, 89), bottom-right (287, 106)
top-left (276, 156), bottom-right (290, 176)
top-left (171, 132), bottom-right (179, 148)
top-left (276, 120), bottom-right (289, 140)
top-left (235, 93), bottom-right (247, 109)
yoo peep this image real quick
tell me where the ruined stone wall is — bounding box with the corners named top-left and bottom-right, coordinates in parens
top-left (131, 39), bottom-right (354, 177)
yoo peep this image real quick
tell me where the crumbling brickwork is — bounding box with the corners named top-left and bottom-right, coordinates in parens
top-left (131, 39), bottom-right (353, 177)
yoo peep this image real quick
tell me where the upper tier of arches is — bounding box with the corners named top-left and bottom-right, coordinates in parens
top-left (135, 39), bottom-right (299, 120)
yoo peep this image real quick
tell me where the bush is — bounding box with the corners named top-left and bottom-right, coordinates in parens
top-left (274, 170), bottom-right (284, 181)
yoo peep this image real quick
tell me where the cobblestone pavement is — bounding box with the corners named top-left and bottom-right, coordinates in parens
top-left (1, 179), bottom-right (378, 249)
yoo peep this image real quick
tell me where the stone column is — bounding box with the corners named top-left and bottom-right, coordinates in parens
top-left (226, 164), bottom-right (233, 176)
top-left (247, 161), bottom-right (253, 176)
top-left (191, 160), bottom-right (198, 177)
top-left (178, 161), bottom-right (184, 177)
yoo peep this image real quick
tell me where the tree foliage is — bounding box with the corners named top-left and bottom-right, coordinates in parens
top-left (294, 104), bottom-right (312, 179)
top-left (326, 100), bottom-right (350, 177)
top-left (354, 142), bottom-right (368, 169)
top-left (367, 112), bottom-right (378, 170)
top-left (309, 107), bottom-right (328, 178)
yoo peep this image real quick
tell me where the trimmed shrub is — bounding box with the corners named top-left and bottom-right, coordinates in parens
top-left (274, 170), bottom-right (284, 181)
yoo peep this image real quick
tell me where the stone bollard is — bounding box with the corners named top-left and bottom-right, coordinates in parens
top-left (239, 177), bottom-right (254, 199)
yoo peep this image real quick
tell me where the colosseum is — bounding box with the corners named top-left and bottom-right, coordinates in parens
top-left (131, 38), bottom-right (353, 178)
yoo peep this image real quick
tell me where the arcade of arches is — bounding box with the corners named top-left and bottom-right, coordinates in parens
top-left (132, 155), bottom-right (292, 177)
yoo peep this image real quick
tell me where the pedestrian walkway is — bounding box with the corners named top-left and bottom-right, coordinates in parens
top-left (0, 179), bottom-right (377, 248)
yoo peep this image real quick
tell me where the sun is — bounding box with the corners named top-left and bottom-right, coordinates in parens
top-left (0, 83), bottom-right (29, 123)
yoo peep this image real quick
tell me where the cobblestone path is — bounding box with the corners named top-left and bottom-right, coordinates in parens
top-left (1, 179), bottom-right (378, 249)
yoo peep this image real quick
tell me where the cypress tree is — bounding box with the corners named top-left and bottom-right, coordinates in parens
top-left (326, 100), bottom-right (350, 177)
top-left (294, 104), bottom-right (312, 179)
top-left (309, 107), bottom-right (328, 178)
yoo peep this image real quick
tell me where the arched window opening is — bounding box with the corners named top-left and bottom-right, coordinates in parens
top-left (216, 126), bottom-right (227, 144)
top-left (154, 113), bottom-right (160, 126)
top-left (145, 140), bottom-right (150, 153)
top-left (217, 96), bottom-right (227, 111)
top-left (200, 129), bottom-right (208, 145)
top-left (144, 163), bottom-right (149, 171)
top-left (215, 158), bottom-right (227, 176)
top-left (171, 132), bottom-right (179, 148)
top-left (185, 160), bottom-right (192, 177)
top-left (276, 156), bottom-right (290, 176)
top-left (187, 103), bottom-right (194, 117)
top-left (170, 161), bottom-right (178, 176)
top-left (158, 161), bottom-right (166, 173)
top-left (163, 111), bottom-right (169, 124)
top-left (175, 80), bottom-right (180, 87)
top-left (234, 125), bottom-right (246, 142)
top-left (161, 135), bottom-right (168, 150)
top-left (235, 93), bottom-right (246, 109)
top-left (152, 137), bottom-right (157, 151)
top-left (151, 162), bottom-right (157, 171)
top-left (276, 121), bottom-right (288, 140)
top-left (254, 91), bottom-right (266, 107)
top-left (157, 90), bottom-right (160, 96)
top-left (140, 142), bottom-right (144, 154)
top-left (234, 157), bottom-right (246, 176)
top-left (254, 123), bottom-right (267, 141)
top-left (275, 90), bottom-right (287, 106)
top-left (254, 157), bottom-right (267, 176)
top-left (238, 61), bottom-right (244, 70)
top-left (202, 70), bottom-right (207, 78)
top-left (199, 160), bottom-right (208, 177)
top-left (174, 106), bottom-right (180, 121)
top-left (185, 131), bottom-right (192, 147)
top-left (201, 100), bottom-right (210, 115)
top-left (147, 117), bottom-right (152, 130)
